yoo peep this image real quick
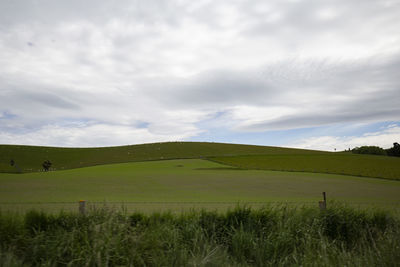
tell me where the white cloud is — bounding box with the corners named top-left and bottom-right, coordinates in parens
top-left (0, 123), bottom-right (200, 147)
top-left (0, 0), bottom-right (400, 146)
top-left (287, 125), bottom-right (400, 151)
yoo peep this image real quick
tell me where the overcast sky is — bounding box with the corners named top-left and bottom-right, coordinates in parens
top-left (1, 0), bottom-right (400, 150)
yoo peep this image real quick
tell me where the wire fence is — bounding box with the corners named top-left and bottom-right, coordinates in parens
top-left (0, 201), bottom-right (319, 204)
top-left (1, 201), bottom-right (400, 204)
top-left (2, 201), bottom-right (400, 214)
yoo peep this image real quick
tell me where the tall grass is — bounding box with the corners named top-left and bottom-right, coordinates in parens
top-left (1, 204), bottom-right (399, 266)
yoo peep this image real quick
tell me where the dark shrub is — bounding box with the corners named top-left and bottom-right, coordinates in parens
top-left (352, 146), bottom-right (387, 156)
top-left (25, 211), bottom-right (54, 233)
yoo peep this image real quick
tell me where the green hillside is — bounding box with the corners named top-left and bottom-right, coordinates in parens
top-left (1, 141), bottom-right (399, 180)
top-left (0, 142), bottom-right (323, 173)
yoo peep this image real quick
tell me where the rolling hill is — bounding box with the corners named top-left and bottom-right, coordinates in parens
top-left (1, 142), bottom-right (399, 180)
top-left (0, 142), bottom-right (323, 173)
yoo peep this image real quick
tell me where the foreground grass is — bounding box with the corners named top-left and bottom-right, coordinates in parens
top-left (1, 160), bottom-right (399, 213)
top-left (212, 153), bottom-right (400, 180)
top-left (0, 204), bottom-right (399, 266)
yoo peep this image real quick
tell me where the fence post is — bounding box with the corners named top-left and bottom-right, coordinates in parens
top-left (79, 200), bottom-right (86, 215)
top-left (319, 192), bottom-right (326, 210)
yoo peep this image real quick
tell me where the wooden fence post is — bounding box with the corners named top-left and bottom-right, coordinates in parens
top-left (79, 200), bottom-right (86, 215)
top-left (319, 192), bottom-right (326, 210)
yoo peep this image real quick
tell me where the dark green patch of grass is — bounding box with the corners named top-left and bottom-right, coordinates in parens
top-left (0, 204), bottom-right (399, 266)
top-left (193, 167), bottom-right (243, 170)
top-left (211, 153), bottom-right (400, 180)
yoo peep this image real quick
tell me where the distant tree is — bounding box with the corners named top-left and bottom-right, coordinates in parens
top-left (42, 160), bottom-right (52, 171)
top-left (352, 146), bottom-right (387, 156)
top-left (386, 142), bottom-right (400, 157)
top-left (10, 159), bottom-right (22, 173)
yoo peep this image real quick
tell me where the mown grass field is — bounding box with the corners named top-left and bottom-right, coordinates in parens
top-left (1, 159), bottom-right (399, 212)
top-left (211, 153), bottom-right (400, 180)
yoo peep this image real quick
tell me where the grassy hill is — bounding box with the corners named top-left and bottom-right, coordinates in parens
top-left (1, 141), bottom-right (399, 180)
top-left (0, 142), bottom-right (323, 173)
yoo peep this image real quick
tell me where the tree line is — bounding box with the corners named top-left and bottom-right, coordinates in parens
top-left (351, 142), bottom-right (400, 157)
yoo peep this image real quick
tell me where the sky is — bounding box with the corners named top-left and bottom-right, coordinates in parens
top-left (1, 0), bottom-right (400, 151)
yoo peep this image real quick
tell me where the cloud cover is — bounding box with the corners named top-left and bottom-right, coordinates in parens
top-left (288, 124), bottom-right (400, 151)
top-left (1, 0), bottom-right (400, 148)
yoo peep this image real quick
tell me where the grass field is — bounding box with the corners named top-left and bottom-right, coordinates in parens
top-left (211, 153), bottom-right (400, 180)
top-left (1, 159), bottom-right (399, 212)
top-left (1, 143), bottom-right (400, 265)
top-left (0, 142), bottom-right (323, 173)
